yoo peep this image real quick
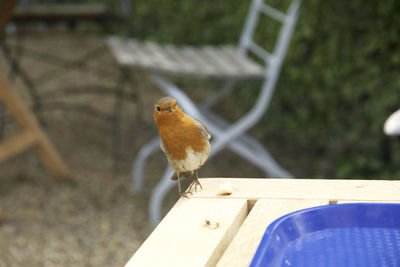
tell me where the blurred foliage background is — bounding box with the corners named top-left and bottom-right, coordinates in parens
top-left (27, 0), bottom-right (400, 179)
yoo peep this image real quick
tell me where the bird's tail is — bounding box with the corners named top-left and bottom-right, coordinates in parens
top-left (170, 171), bottom-right (194, 180)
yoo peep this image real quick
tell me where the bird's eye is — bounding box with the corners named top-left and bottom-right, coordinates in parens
top-left (168, 107), bottom-right (173, 112)
top-left (156, 106), bottom-right (161, 112)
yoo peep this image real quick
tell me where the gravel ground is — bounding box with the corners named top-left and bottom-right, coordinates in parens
top-left (0, 31), bottom-right (282, 266)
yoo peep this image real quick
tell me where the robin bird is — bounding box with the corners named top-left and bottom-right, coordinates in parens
top-left (153, 96), bottom-right (211, 198)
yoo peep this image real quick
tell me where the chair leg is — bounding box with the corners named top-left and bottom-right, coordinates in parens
top-left (0, 73), bottom-right (69, 179)
top-left (228, 137), bottom-right (293, 178)
top-left (0, 40), bottom-right (44, 125)
top-left (200, 107), bottom-right (293, 177)
top-left (132, 136), bottom-right (160, 192)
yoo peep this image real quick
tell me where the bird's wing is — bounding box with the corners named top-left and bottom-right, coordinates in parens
top-left (160, 139), bottom-right (166, 153)
top-left (170, 171), bottom-right (194, 180)
top-left (193, 118), bottom-right (211, 141)
top-left (160, 139), bottom-right (175, 160)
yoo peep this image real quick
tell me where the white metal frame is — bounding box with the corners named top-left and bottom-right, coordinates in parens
top-left (133, 0), bottom-right (302, 225)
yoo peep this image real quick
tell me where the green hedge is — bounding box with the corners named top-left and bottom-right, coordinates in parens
top-left (274, 0), bottom-right (400, 179)
top-left (109, 0), bottom-right (400, 179)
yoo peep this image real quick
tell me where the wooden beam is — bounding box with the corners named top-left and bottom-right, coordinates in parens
top-left (125, 198), bottom-right (247, 267)
top-left (0, 72), bottom-right (69, 179)
top-left (0, 130), bottom-right (38, 163)
top-left (0, 73), bottom-right (40, 129)
top-left (191, 178), bottom-right (400, 202)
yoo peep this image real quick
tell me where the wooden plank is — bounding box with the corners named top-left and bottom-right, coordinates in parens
top-left (0, 73), bottom-right (69, 179)
top-left (174, 46), bottom-right (211, 76)
top-left (107, 38), bottom-right (265, 79)
top-left (217, 199), bottom-right (328, 267)
top-left (0, 77), bottom-right (40, 129)
top-left (201, 47), bottom-right (239, 76)
top-left (127, 40), bottom-right (154, 67)
top-left (220, 47), bottom-right (264, 77)
top-left (219, 46), bottom-right (253, 73)
top-left (108, 38), bottom-right (159, 68)
top-left (125, 198), bottom-right (247, 267)
top-left (143, 42), bottom-right (177, 72)
top-left (106, 37), bottom-right (137, 65)
top-left (0, 130), bottom-right (38, 163)
top-left (181, 46), bottom-right (222, 75)
top-left (164, 45), bottom-right (200, 73)
top-left (192, 178), bottom-right (400, 202)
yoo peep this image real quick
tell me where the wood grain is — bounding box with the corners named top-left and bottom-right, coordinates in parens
top-left (106, 37), bottom-right (264, 79)
top-left (123, 178), bottom-right (400, 266)
top-left (192, 178), bottom-right (400, 202)
top-left (125, 198), bottom-right (247, 267)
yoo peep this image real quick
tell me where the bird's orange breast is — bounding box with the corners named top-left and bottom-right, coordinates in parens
top-left (156, 114), bottom-right (206, 161)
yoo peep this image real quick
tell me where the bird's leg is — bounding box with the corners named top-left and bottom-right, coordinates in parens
top-left (193, 169), bottom-right (202, 192)
top-left (177, 172), bottom-right (191, 198)
top-left (177, 171), bottom-right (182, 194)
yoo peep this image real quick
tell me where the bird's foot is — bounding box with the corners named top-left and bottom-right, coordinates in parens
top-left (189, 179), bottom-right (203, 192)
top-left (179, 190), bottom-right (192, 199)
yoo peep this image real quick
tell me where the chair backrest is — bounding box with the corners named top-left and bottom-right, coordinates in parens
top-left (209, 0), bottom-right (302, 155)
top-left (238, 0), bottom-right (301, 71)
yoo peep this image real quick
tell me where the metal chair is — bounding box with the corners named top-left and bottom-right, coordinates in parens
top-left (107, 0), bottom-right (302, 225)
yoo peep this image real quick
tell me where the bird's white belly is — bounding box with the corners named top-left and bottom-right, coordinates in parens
top-left (167, 145), bottom-right (210, 172)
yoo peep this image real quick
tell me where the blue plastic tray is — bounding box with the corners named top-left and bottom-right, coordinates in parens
top-left (250, 203), bottom-right (400, 267)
